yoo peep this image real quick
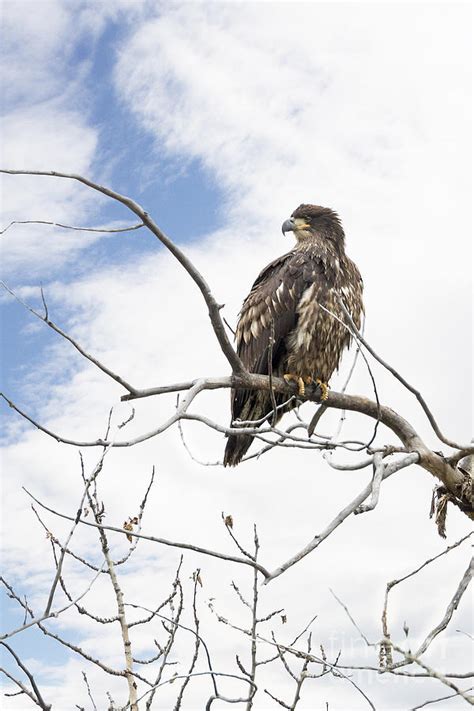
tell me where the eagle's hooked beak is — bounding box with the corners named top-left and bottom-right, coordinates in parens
top-left (282, 217), bottom-right (312, 235)
top-left (281, 218), bottom-right (296, 235)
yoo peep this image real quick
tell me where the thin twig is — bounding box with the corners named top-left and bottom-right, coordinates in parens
top-left (81, 672), bottom-right (97, 711)
top-left (43, 439), bottom-right (115, 616)
top-left (23, 488), bottom-right (271, 577)
top-left (0, 642), bottom-right (52, 710)
top-left (411, 687), bottom-right (473, 710)
top-left (329, 589), bottom-right (371, 646)
top-left (0, 281), bottom-right (138, 395)
top-left (173, 572), bottom-right (201, 710)
top-left (0, 563), bottom-right (105, 642)
top-left (337, 296), bottom-right (473, 452)
top-left (319, 302), bottom-right (381, 451)
top-left (414, 557), bottom-right (473, 658)
top-left (381, 533), bottom-right (473, 663)
top-left (0, 218), bottom-right (144, 235)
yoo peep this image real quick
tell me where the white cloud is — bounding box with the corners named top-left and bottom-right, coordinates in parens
top-left (0, 106), bottom-right (103, 275)
top-left (0, 0), bottom-right (154, 277)
top-left (0, 0), bottom-right (103, 277)
top-left (114, 2), bottom-right (471, 221)
top-left (0, 0), bottom-right (150, 106)
top-left (112, 2), bottom-right (472, 444)
top-left (113, 0), bottom-right (472, 441)
top-left (1, 0), bottom-right (72, 106)
top-left (1, 2), bottom-right (472, 709)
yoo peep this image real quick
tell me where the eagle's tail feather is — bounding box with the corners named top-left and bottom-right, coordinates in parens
top-left (223, 433), bottom-right (254, 467)
top-left (223, 391), bottom-right (289, 467)
top-left (223, 390), bottom-right (268, 467)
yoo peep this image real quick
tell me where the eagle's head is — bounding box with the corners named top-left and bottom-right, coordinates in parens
top-left (282, 204), bottom-right (345, 249)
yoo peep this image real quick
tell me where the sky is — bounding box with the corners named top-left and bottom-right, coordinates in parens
top-left (0, 1), bottom-right (472, 709)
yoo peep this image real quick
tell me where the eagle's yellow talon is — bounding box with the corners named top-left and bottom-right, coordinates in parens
top-left (284, 373), bottom-right (306, 396)
top-left (316, 379), bottom-right (329, 401)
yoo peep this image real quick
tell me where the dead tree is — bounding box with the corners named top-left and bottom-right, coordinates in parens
top-left (0, 169), bottom-right (472, 708)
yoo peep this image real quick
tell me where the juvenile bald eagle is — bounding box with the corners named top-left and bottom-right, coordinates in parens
top-left (223, 204), bottom-right (364, 467)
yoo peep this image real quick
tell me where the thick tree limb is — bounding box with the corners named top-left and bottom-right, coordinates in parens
top-left (2, 169), bottom-right (472, 519)
top-left (2, 371), bottom-right (472, 516)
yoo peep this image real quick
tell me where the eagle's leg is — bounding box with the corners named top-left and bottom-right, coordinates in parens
top-left (315, 379), bottom-right (329, 401)
top-left (283, 373), bottom-right (306, 396)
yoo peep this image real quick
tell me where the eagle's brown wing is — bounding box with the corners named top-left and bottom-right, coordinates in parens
top-left (236, 251), bottom-right (325, 370)
top-left (224, 251), bottom-right (325, 466)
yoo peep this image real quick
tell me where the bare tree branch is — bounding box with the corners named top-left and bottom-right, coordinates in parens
top-left (22, 487), bottom-right (271, 578)
top-left (354, 451), bottom-right (384, 514)
top-left (382, 533), bottom-right (473, 665)
top-left (389, 642), bottom-right (474, 704)
top-left (411, 687), bottom-right (474, 710)
top-left (1, 667), bottom-right (48, 709)
top-left (0, 565), bottom-right (104, 642)
top-left (42, 439), bottom-right (115, 616)
top-left (0, 168), bottom-right (245, 374)
top-left (3, 367), bottom-right (472, 522)
top-left (0, 218), bottom-right (144, 235)
top-left (337, 296), bottom-right (473, 452)
top-left (172, 572), bottom-right (201, 710)
top-left (0, 281), bottom-right (138, 396)
top-left (1, 641), bottom-right (51, 710)
top-left (323, 453), bottom-right (374, 470)
top-left (81, 672), bottom-right (98, 711)
top-left (264, 453), bottom-right (420, 582)
top-left (329, 589), bottom-right (371, 646)
top-left (1, 167), bottom-right (473, 709)
top-left (86, 470), bottom-right (138, 709)
top-left (414, 557), bottom-right (473, 658)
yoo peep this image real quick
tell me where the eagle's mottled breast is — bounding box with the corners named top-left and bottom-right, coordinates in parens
top-left (287, 249), bottom-right (363, 382)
